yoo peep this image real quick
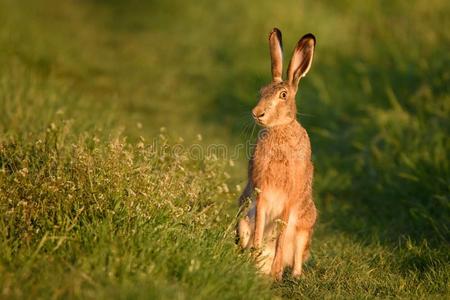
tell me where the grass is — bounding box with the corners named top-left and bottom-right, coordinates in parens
top-left (0, 0), bottom-right (449, 298)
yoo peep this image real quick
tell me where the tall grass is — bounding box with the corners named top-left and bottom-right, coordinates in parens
top-left (0, 121), bottom-right (272, 299)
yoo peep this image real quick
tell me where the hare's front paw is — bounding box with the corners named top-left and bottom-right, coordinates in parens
top-left (291, 268), bottom-right (303, 279)
top-left (271, 259), bottom-right (284, 281)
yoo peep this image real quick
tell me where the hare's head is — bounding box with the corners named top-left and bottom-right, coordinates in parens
top-left (252, 28), bottom-right (316, 127)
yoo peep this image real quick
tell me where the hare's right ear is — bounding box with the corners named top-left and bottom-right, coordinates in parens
top-left (287, 33), bottom-right (316, 87)
top-left (269, 28), bottom-right (283, 82)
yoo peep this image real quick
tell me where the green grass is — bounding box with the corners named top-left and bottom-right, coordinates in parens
top-left (0, 0), bottom-right (449, 299)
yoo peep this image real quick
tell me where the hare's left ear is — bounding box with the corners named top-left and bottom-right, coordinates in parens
top-left (287, 33), bottom-right (316, 87)
top-left (269, 28), bottom-right (283, 82)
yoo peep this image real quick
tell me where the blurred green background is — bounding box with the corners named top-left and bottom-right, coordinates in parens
top-left (0, 0), bottom-right (449, 299)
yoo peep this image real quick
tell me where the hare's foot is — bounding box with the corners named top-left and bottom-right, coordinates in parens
top-left (270, 237), bottom-right (286, 281)
top-left (292, 229), bottom-right (310, 278)
top-left (270, 265), bottom-right (284, 281)
top-left (291, 268), bottom-right (303, 278)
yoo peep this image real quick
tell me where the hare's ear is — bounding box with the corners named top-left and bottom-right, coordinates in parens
top-left (287, 33), bottom-right (316, 87)
top-left (269, 28), bottom-right (283, 82)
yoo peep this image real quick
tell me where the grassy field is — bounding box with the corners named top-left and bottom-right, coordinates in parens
top-left (0, 0), bottom-right (449, 299)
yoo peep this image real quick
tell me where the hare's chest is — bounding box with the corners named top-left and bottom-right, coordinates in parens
top-left (252, 142), bottom-right (298, 188)
top-left (263, 187), bottom-right (288, 220)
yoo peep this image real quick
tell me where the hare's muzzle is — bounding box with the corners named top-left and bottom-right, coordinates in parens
top-left (252, 108), bottom-right (265, 120)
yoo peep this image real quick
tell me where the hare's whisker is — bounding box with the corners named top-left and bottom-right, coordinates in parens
top-left (296, 112), bottom-right (314, 117)
top-left (239, 120), bottom-right (252, 139)
top-left (249, 123), bottom-right (256, 141)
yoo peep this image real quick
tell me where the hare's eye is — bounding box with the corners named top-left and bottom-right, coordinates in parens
top-left (280, 91), bottom-right (287, 100)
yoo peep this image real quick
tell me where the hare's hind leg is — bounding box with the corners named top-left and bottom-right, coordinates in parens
top-left (237, 203), bottom-right (256, 248)
top-left (237, 216), bottom-right (253, 248)
top-left (237, 185), bottom-right (256, 249)
top-left (302, 228), bottom-right (313, 262)
top-left (292, 228), bottom-right (312, 278)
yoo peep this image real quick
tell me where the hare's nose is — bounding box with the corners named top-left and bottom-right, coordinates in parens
top-left (252, 109), bottom-right (265, 119)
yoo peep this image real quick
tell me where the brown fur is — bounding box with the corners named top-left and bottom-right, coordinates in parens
top-left (237, 28), bottom-right (317, 280)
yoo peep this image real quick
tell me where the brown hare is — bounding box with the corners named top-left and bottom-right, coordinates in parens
top-left (237, 28), bottom-right (317, 281)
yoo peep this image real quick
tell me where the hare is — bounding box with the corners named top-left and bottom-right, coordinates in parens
top-left (237, 28), bottom-right (317, 281)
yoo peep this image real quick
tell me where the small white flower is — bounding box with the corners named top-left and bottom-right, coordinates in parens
top-left (222, 183), bottom-right (229, 193)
